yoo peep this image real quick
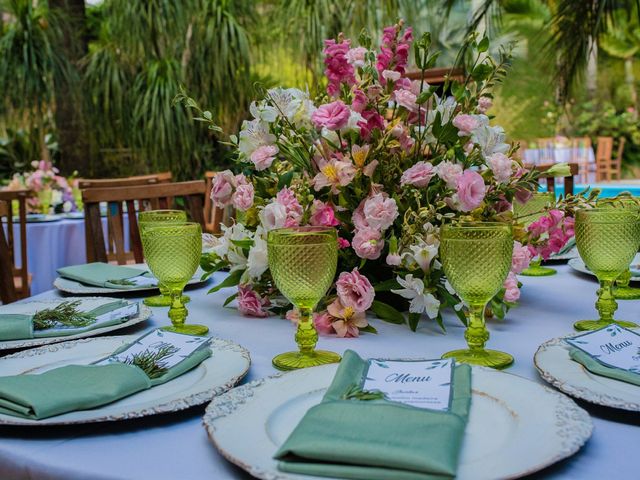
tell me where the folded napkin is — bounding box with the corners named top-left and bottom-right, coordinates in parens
top-left (557, 236), bottom-right (576, 255)
top-left (0, 336), bottom-right (211, 419)
top-left (57, 262), bottom-right (156, 289)
top-left (0, 299), bottom-right (134, 341)
top-left (630, 264), bottom-right (640, 277)
top-left (274, 350), bottom-right (472, 480)
top-left (569, 348), bottom-right (640, 387)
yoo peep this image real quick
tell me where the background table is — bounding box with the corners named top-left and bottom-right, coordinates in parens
top-left (0, 264), bottom-right (637, 479)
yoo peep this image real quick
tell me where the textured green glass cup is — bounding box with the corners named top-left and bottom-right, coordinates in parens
top-left (138, 210), bottom-right (190, 307)
top-left (513, 191), bottom-right (557, 276)
top-left (267, 226), bottom-right (341, 371)
top-left (141, 222), bottom-right (208, 335)
top-left (574, 208), bottom-right (640, 331)
top-left (37, 188), bottom-right (53, 214)
top-left (440, 222), bottom-right (514, 369)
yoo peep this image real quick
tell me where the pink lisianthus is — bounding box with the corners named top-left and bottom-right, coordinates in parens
top-left (338, 237), bottom-right (351, 249)
top-left (312, 157), bottom-right (357, 194)
top-left (511, 241), bottom-right (532, 275)
top-left (309, 200), bottom-right (340, 227)
top-left (250, 145), bottom-right (279, 171)
top-left (394, 89), bottom-right (417, 112)
top-left (358, 109), bottom-right (385, 140)
top-left (503, 272), bottom-right (520, 303)
top-left (312, 101), bottom-right (351, 131)
top-left (351, 201), bottom-right (369, 230)
top-left (400, 161), bottom-right (435, 188)
top-left (488, 153), bottom-right (513, 183)
top-left (327, 299), bottom-right (368, 338)
top-left (232, 182), bottom-right (254, 211)
top-left (286, 309), bottom-right (335, 335)
top-left (564, 216), bottom-right (575, 237)
top-left (351, 89), bottom-right (368, 113)
top-left (436, 161), bottom-right (463, 189)
top-left (452, 114), bottom-right (480, 136)
top-left (237, 285), bottom-right (270, 317)
top-left (323, 39), bottom-right (356, 97)
top-left (336, 268), bottom-right (375, 311)
top-left (352, 227), bottom-right (384, 260)
top-left (210, 170), bottom-right (236, 207)
top-left (276, 187), bottom-right (303, 222)
top-left (455, 170), bottom-right (486, 212)
top-left (477, 96), bottom-right (493, 113)
top-left (363, 193), bottom-right (398, 231)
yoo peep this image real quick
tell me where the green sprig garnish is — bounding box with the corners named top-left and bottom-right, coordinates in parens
top-left (341, 384), bottom-right (386, 401)
top-left (107, 279), bottom-right (136, 286)
top-left (33, 300), bottom-right (97, 330)
top-left (122, 343), bottom-right (178, 378)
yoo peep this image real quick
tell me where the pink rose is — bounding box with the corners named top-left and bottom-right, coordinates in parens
top-left (232, 182), bottom-right (254, 211)
top-left (394, 89), bottom-right (417, 112)
top-left (309, 200), bottom-right (339, 227)
top-left (453, 114), bottom-right (480, 136)
top-left (345, 47), bottom-right (368, 68)
top-left (488, 153), bottom-right (513, 183)
top-left (276, 187), bottom-right (303, 220)
top-left (352, 228), bottom-right (384, 260)
top-left (338, 237), bottom-right (350, 249)
top-left (436, 161), bottom-right (463, 189)
top-left (237, 285), bottom-right (270, 317)
top-left (336, 268), bottom-right (375, 311)
top-left (363, 193), bottom-right (398, 231)
top-left (210, 170), bottom-right (236, 207)
top-left (250, 145), bottom-right (279, 171)
top-left (311, 101), bottom-right (351, 131)
top-left (456, 170), bottom-right (486, 212)
top-left (478, 96), bottom-right (493, 113)
top-left (400, 161), bottom-right (435, 188)
top-left (511, 241), bottom-right (531, 274)
top-left (351, 89), bottom-right (367, 113)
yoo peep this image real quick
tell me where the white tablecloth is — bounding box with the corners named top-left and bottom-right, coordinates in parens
top-left (523, 147), bottom-right (595, 166)
top-left (0, 265), bottom-right (637, 479)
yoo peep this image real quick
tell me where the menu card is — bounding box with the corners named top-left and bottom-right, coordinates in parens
top-left (362, 358), bottom-right (454, 411)
top-left (566, 325), bottom-right (640, 374)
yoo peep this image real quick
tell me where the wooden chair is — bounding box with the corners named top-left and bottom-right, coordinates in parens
top-left (82, 181), bottom-right (206, 264)
top-left (595, 136), bottom-right (614, 182)
top-left (78, 171), bottom-right (172, 189)
top-left (535, 162), bottom-right (579, 196)
top-left (610, 137), bottom-right (625, 181)
top-left (0, 189), bottom-right (31, 301)
top-left (203, 172), bottom-right (234, 235)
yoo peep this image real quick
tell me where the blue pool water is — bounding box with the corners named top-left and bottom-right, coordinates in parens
top-left (540, 184), bottom-right (640, 198)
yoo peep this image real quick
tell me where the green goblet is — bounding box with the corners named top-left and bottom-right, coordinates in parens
top-left (440, 222), bottom-right (514, 369)
top-left (138, 210), bottom-right (190, 307)
top-left (267, 226), bottom-right (341, 371)
top-left (514, 191), bottom-right (557, 276)
top-left (142, 222), bottom-right (208, 335)
top-left (574, 208), bottom-right (640, 331)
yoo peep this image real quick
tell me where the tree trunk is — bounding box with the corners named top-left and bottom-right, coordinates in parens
top-left (624, 58), bottom-right (637, 109)
top-left (586, 36), bottom-right (598, 100)
top-left (49, 0), bottom-right (91, 176)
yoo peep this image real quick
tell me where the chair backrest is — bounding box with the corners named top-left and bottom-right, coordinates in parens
top-left (535, 163), bottom-right (579, 196)
top-left (611, 137), bottom-right (625, 180)
top-left (595, 136), bottom-right (614, 182)
top-left (82, 181), bottom-right (206, 264)
top-left (203, 171), bottom-right (234, 235)
top-left (78, 172), bottom-right (173, 189)
top-left (0, 189), bottom-right (30, 301)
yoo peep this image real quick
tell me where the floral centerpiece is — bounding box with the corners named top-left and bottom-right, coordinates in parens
top-left (5, 161), bottom-right (80, 214)
top-left (186, 23), bottom-right (576, 336)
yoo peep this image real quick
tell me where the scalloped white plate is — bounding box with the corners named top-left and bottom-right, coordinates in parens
top-left (0, 334), bottom-right (250, 425)
top-left (204, 365), bottom-right (592, 480)
top-left (0, 297), bottom-right (151, 351)
top-left (568, 253), bottom-right (640, 283)
top-left (535, 336), bottom-right (640, 411)
top-left (53, 265), bottom-right (208, 294)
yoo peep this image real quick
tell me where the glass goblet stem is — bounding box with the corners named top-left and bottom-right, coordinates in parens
top-left (465, 303), bottom-right (490, 352)
top-left (168, 288), bottom-right (188, 328)
top-left (595, 278), bottom-right (617, 323)
top-left (295, 307), bottom-right (319, 355)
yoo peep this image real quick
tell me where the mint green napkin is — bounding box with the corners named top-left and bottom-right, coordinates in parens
top-left (274, 350), bottom-right (472, 480)
top-left (57, 263), bottom-right (155, 289)
top-left (0, 300), bottom-right (133, 341)
top-left (569, 348), bottom-right (640, 386)
top-left (0, 342), bottom-right (211, 419)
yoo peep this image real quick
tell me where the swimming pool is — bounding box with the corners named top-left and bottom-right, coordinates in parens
top-left (540, 183), bottom-right (640, 198)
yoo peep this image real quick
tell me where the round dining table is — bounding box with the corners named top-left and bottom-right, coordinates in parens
top-left (0, 264), bottom-right (637, 480)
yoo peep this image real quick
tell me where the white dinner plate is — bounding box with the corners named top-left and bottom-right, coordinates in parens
top-left (547, 246), bottom-right (579, 262)
top-left (204, 364), bottom-right (592, 480)
top-left (0, 334), bottom-right (250, 425)
top-left (0, 297), bottom-right (151, 351)
top-left (53, 265), bottom-right (209, 294)
top-left (535, 336), bottom-right (640, 411)
top-left (568, 253), bottom-right (640, 283)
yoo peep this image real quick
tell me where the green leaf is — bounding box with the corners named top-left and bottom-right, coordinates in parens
top-left (230, 239), bottom-right (254, 249)
top-left (471, 64), bottom-right (493, 81)
top-left (371, 300), bottom-right (405, 324)
top-left (477, 36), bottom-right (490, 53)
top-left (434, 313), bottom-right (446, 332)
top-left (408, 312), bottom-right (421, 332)
top-left (359, 324), bottom-right (378, 334)
top-left (277, 171), bottom-right (295, 189)
top-left (208, 269), bottom-right (244, 294)
top-left (223, 292), bottom-right (239, 307)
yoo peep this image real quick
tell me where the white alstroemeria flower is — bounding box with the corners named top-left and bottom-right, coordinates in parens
top-left (403, 239), bottom-right (439, 273)
top-left (227, 248), bottom-right (248, 273)
top-left (249, 101), bottom-right (278, 123)
top-left (341, 109), bottom-right (364, 133)
top-left (320, 127), bottom-right (339, 145)
top-left (238, 119), bottom-right (277, 158)
top-left (471, 116), bottom-right (509, 159)
top-left (391, 274), bottom-right (440, 318)
top-left (202, 233), bottom-right (218, 253)
top-left (247, 228), bottom-right (268, 280)
top-left (214, 223), bottom-right (250, 258)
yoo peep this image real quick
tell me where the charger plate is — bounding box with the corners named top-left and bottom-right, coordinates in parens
top-left (568, 253), bottom-right (640, 283)
top-left (203, 365), bottom-right (592, 480)
top-left (535, 336), bottom-right (640, 411)
top-left (0, 334), bottom-right (250, 425)
top-left (53, 265), bottom-right (208, 294)
top-left (0, 297), bottom-right (151, 351)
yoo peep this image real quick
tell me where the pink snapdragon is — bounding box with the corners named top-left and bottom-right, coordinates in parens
top-left (453, 114), bottom-right (480, 136)
top-left (503, 272), bottom-right (520, 303)
top-left (400, 161), bottom-right (435, 188)
top-left (351, 89), bottom-right (368, 113)
top-left (312, 101), bottom-right (351, 131)
top-left (526, 210), bottom-right (573, 260)
top-left (309, 200), bottom-right (340, 227)
top-left (237, 285), bottom-right (270, 317)
top-left (345, 46), bottom-right (368, 68)
top-left (323, 39), bottom-right (356, 97)
top-left (377, 24), bottom-right (413, 81)
top-left (358, 109), bottom-right (385, 140)
top-left (511, 241), bottom-right (532, 274)
top-left (337, 237), bottom-right (351, 249)
top-left (336, 268), bottom-right (375, 311)
top-left (352, 227), bottom-right (385, 260)
top-left (363, 193), bottom-right (398, 231)
top-left (477, 96), bottom-right (493, 113)
top-left (455, 170), bottom-right (486, 212)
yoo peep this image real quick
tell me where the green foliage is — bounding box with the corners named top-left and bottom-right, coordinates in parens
top-left (32, 300), bottom-right (96, 330)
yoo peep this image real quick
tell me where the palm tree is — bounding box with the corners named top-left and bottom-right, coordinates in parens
top-left (600, 15), bottom-right (640, 107)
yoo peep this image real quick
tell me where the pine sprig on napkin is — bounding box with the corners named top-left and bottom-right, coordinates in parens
top-left (33, 300), bottom-right (97, 330)
top-left (107, 279), bottom-right (136, 286)
top-left (122, 343), bottom-right (179, 378)
top-left (341, 384), bottom-right (386, 401)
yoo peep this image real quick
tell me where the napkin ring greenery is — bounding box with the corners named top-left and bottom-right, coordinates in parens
top-left (341, 384), bottom-right (386, 402)
top-left (107, 279), bottom-right (137, 286)
top-left (121, 343), bottom-right (178, 379)
top-left (33, 300), bottom-right (97, 330)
